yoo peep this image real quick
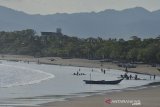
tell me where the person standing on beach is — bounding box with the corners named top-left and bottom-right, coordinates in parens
top-left (124, 73), bottom-right (128, 79)
top-left (150, 75), bottom-right (152, 80)
top-left (101, 68), bottom-right (103, 72)
top-left (92, 69), bottom-right (93, 72)
top-left (125, 67), bottom-right (128, 72)
top-left (154, 75), bottom-right (156, 80)
top-left (135, 75), bottom-right (138, 80)
top-left (129, 75), bottom-right (132, 80)
top-left (104, 69), bottom-right (106, 74)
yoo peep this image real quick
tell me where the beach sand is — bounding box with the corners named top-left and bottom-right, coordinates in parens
top-left (0, 54), bottom-right (159, 75)
top-left (41, 86), bottom-right (160, 107)
top-left (0, 54), bottom-right (160, 107)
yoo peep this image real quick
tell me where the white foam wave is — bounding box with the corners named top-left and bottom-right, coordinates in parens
top-left (0, 64), bottom-right (55, 88)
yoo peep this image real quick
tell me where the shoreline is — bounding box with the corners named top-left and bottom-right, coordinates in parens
top-left (0, 54), bottom-right (160, 76)
top-left (33, 76), bottom-right (160, 107)
top-left (0, 54), bottom-right (160, 107)
top-left (16, 81), bottom-right (160, 107)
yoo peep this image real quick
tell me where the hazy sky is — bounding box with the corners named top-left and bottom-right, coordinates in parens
top-left (0, 0), bottom-right (160, 15)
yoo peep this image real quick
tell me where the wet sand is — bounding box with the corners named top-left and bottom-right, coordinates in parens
top-left (40, 86), bottom-right (160, 107)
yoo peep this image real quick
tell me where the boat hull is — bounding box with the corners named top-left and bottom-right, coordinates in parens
top-left (83, 79), bottom-right (123, 85)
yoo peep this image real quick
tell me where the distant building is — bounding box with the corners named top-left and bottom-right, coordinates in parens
top-left (41, 28), bottom-right (62, 36)
top-left (41, 32), bottom-right (56, 36)
top-left (56, 28), bottom-right (62, 34)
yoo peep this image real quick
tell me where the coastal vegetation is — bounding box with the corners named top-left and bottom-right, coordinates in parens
top-left (0, 29), bottom-right (160, 63)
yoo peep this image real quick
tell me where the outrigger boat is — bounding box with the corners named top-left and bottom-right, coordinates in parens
top-left (83, 78), bottom-right (123, 85)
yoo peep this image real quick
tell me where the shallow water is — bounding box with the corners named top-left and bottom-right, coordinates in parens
top-left (0, 60), bottom-right (159, 106)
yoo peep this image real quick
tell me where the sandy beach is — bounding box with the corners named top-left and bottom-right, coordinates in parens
top-left (0, 54), bottom-right (160, 107)
top-left (0, 54), bottom-right (159, 75)
top-left (40, 86), bottom-right (160, 107)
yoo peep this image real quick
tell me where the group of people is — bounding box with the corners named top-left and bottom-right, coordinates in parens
top-left (150, 75), bottom-right (156, 80)
top-left (121, 73), bottom-right (156, 80)
top-left (101, 68), bottom-right (106, 74)
top-left (121, 73), bottom-right (138, 80)
top-left (73, 69), bottom-right (86, 76)
top-left (73, 68), bottom-right (157, 80)
top-left (73, 72), bottom-right (86, 76)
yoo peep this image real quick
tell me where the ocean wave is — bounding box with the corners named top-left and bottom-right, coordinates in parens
top-left (0, 64), bottom-right (55, 88)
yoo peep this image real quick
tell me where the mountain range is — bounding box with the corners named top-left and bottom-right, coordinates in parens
top-left (0, 6), bottom-right (160, 39)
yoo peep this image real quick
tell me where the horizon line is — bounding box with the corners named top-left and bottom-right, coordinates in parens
top-left (0, 5), bottom-right (160, 15)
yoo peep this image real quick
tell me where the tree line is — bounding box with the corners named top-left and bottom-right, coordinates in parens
top-left (0, 29), bottom-right (160, 63)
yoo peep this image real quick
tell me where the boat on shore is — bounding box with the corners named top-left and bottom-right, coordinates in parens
top-left (83, 78), bottom-right (123, 85)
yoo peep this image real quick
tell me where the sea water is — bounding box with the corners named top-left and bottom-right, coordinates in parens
top-left (0, 60), bottom-right (159, 107)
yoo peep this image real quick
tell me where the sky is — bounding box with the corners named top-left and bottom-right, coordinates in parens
top-left (0, 0), bottom-right (160, 15)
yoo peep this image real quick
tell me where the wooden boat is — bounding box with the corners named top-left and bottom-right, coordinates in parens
top-left (83, 78), bottom-right (123, 85)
